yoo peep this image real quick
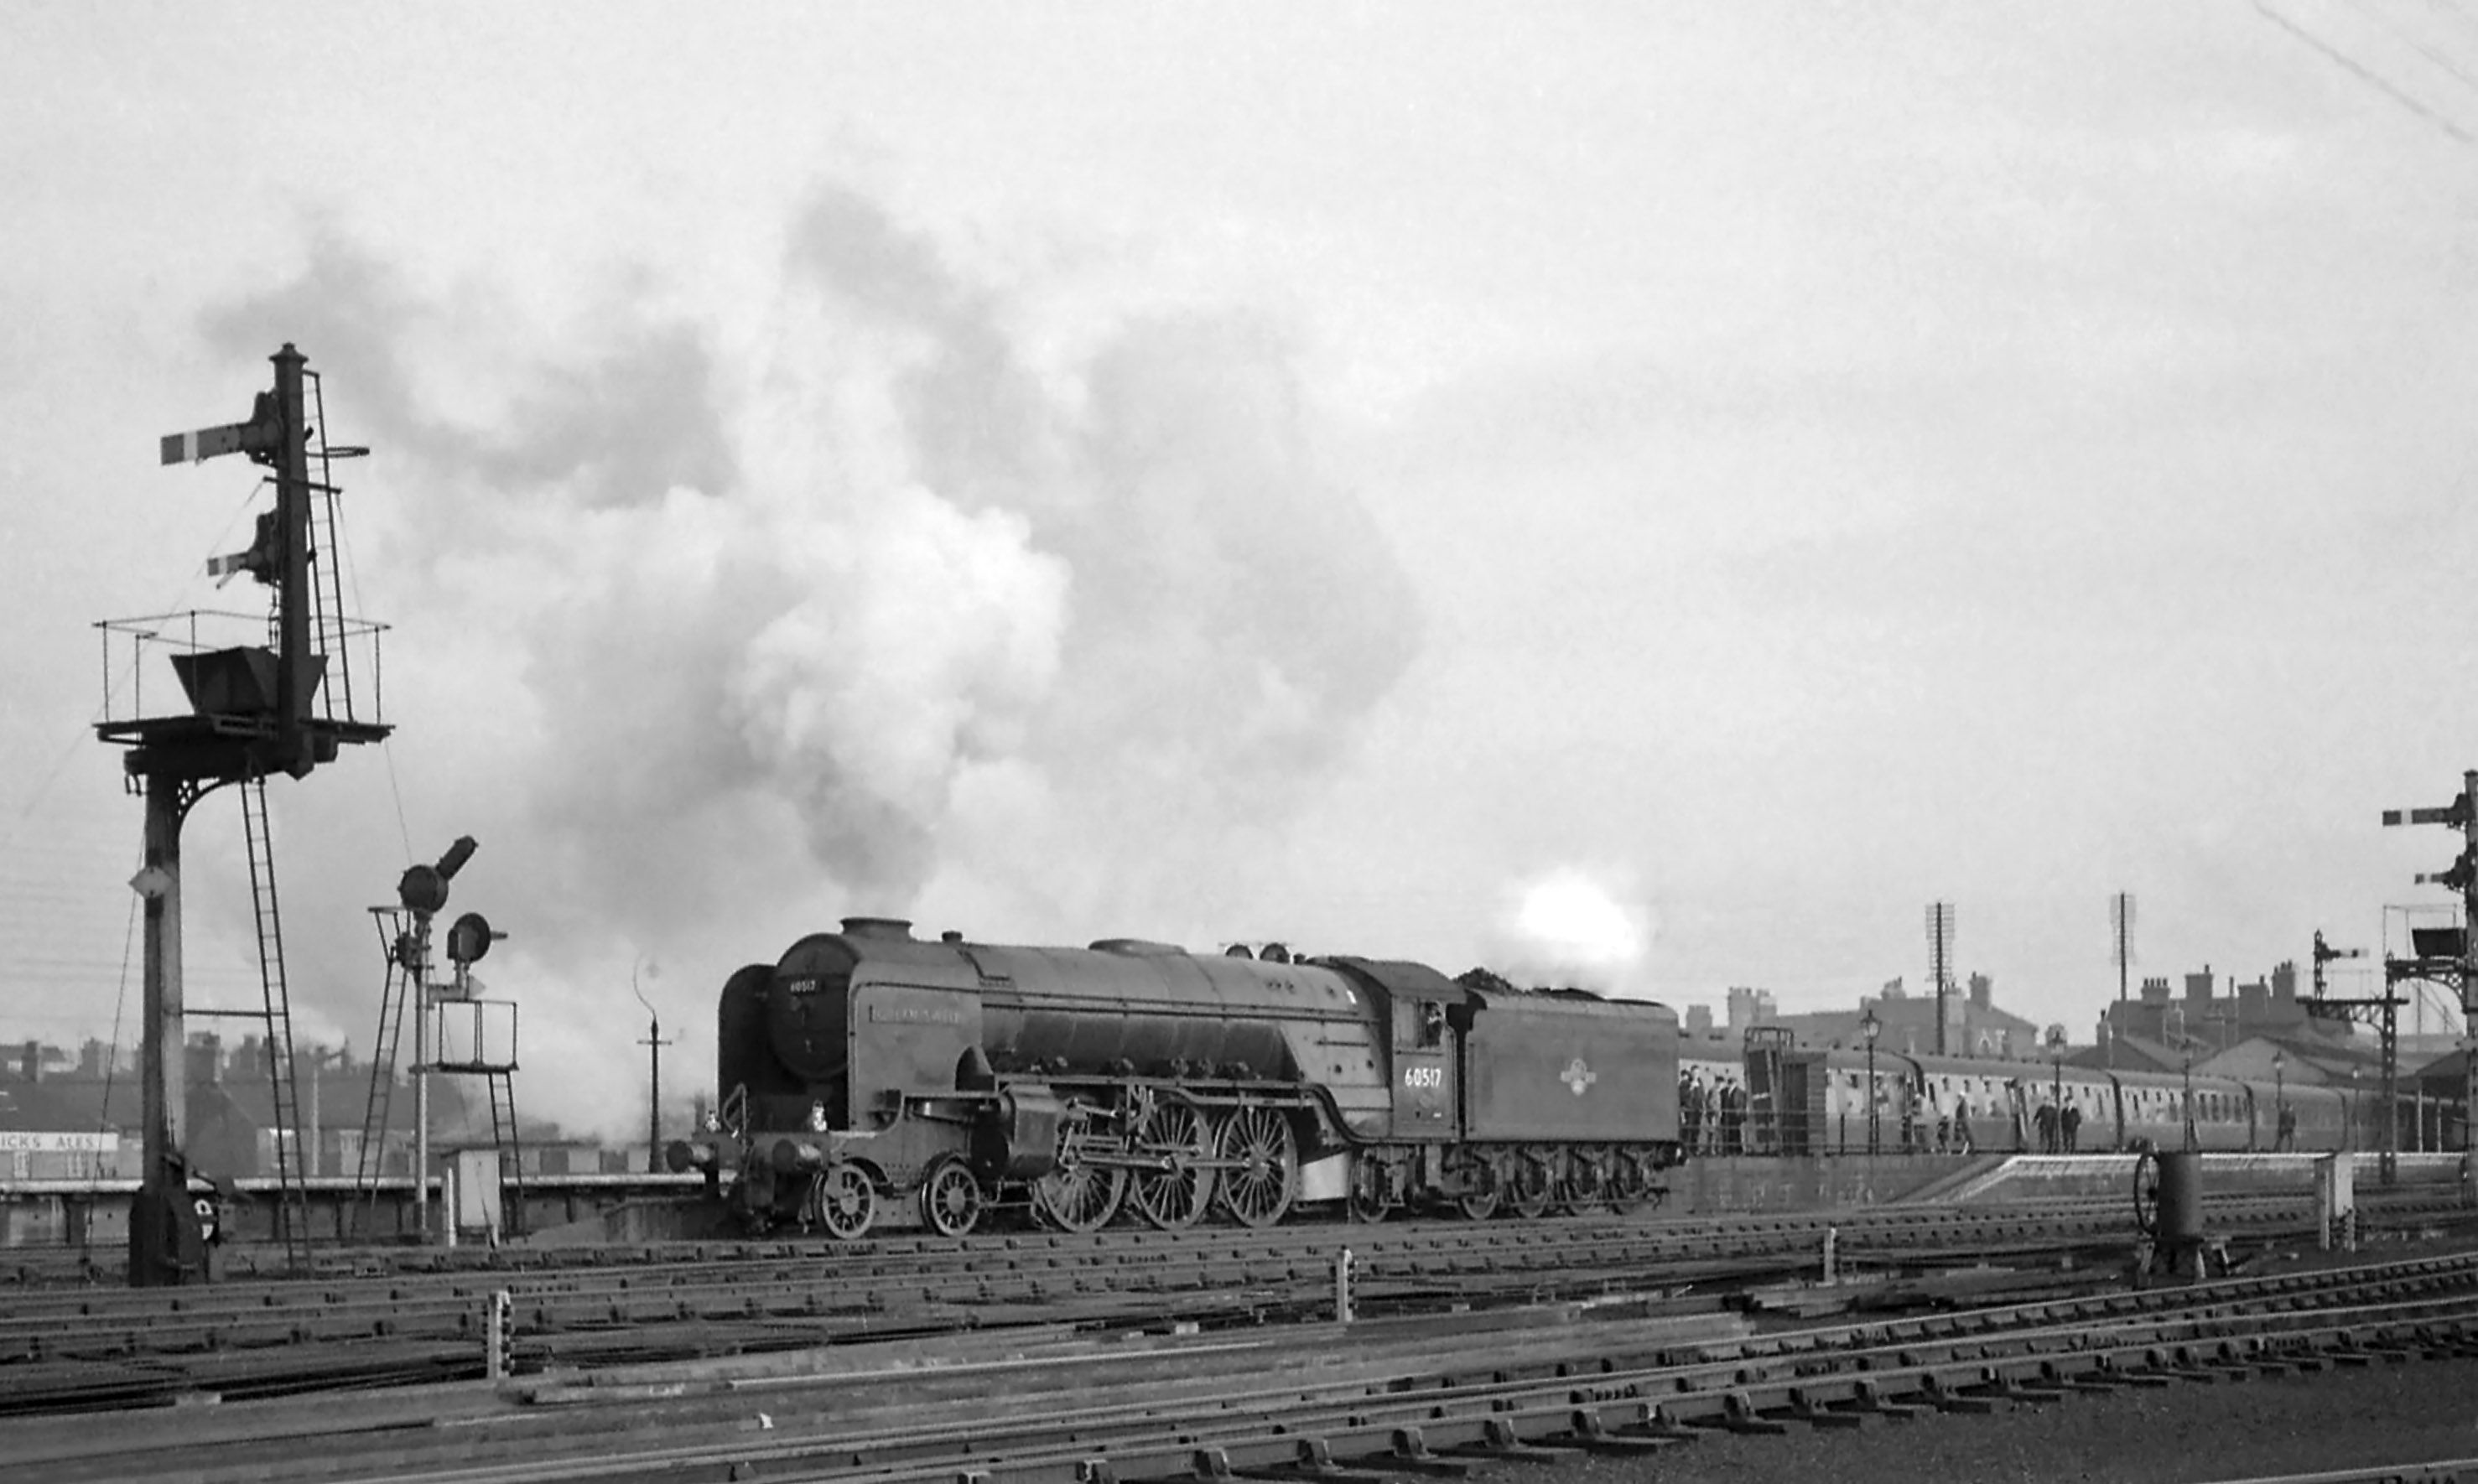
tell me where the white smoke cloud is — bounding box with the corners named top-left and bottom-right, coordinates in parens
top-left (188, 179), bottom-right (1421, 1137)
top-left (1484, 867), bottom-right (1658, 998)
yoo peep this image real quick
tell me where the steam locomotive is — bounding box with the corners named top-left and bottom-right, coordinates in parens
top-left (701, 917), bottom-right (1683, 1238)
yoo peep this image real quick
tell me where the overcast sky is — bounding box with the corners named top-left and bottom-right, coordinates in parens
top-left (3, 3), bottom-right (2473, 1133)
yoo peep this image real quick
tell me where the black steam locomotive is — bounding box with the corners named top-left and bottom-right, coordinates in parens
top-left (700, 917), bottom-right (1684, 1238)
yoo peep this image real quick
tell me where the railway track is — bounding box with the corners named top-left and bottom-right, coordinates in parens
top-left (11, 1247), bottom-right (2478, 1483)
top-left (0, 1191), bottom-right (2460, 1419)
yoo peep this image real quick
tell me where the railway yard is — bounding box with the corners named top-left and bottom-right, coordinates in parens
top-left (5, 1175), bottom-right (2476, 1484)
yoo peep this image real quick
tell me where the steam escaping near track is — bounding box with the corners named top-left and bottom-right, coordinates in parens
top-left (1484, 869), bottom-right (1656, 999)
top-left (189, 179), bottom-right (1421, 1137)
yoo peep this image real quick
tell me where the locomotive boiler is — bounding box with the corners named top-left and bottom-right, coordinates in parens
top-left (700, 917), bottom-right (1684, 1238)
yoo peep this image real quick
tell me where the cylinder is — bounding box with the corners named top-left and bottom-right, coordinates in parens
top-left (2156, 1149), bottom-right (2205, 1244)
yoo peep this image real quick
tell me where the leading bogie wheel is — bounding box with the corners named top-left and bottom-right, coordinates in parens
top-left (813, 1164), bottom-right (877, 1240)
top-left (1129, 1094), bottom-right (1215, 1231)
top-left (919, 1158), bottom-right (983, 1238)
top-left (1215, 1105), bottom-right (1298, 1227)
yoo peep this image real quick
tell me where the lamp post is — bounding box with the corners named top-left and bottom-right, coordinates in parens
top-left (2046, 1025), bottom-right (2065, 1153)
top-left (631, 957), bottom-right (669, 1173)
top-left (2272, 1049), bottom-right (2287, 1151)
top-left (2349, 1068), bottom-right (2362, 1152)
top-left (1862, 1004), bottom-right (1881, 1156)
top-left (2181, 1052), bottom-right (2197, 1152)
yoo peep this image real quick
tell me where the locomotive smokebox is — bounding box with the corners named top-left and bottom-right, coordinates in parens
top-left (2155, 1149), bottom-right (2205, 1245)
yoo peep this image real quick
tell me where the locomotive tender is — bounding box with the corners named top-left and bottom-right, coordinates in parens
top-left (708, 917), bottom-right (1684, 1237)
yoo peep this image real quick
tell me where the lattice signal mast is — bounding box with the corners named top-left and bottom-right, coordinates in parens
top-left (2382, 773), bottom-right (2478, 1185)
top-left (1926, 901), bottom-right (1956, 1056)
top-left (94, 345), bottom-right (391, 1286)
top-left (2111, 892), bottom-right (2136, 1004)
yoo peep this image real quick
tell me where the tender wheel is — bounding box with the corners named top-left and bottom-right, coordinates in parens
top-left (918, 1158), bottom-right (983, 1238)
top-left (1558, 1149), bottom-right (1612, 1215)
top-left (1604, 1150), bottom-right (1657, 1217)
top-left (1508, 1157), bottom-right (1555, 1220)
top-left (1129, 1094), bottom-right (1216, 1230)
top-left (1448, 1150), bottom-right (1499, 1220)
top-left (810, 1164), bottom-right (876, 1240)
top-left (1215, 1106), bottom-right (1298, 1227)
top-left (1032, 1156), bottom-right (1127, 1233)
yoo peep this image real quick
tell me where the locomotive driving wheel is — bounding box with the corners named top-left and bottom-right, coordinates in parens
top-left (1032, 1155), bottom-right (1126, 1233)
top-left (918, 1157), bottom-right (983, 1238)
top-left (1129, 1093), bottom-right (1215, 1231)
top-left (1214, 1105), bottom-right (1298, 1227)
top-left (809, 1163), bottom-right (876, 1240)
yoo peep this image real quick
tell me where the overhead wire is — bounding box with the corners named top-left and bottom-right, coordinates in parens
top-left (2340, 0), bottom-right (2478, 93)
top-left (320, 458), bottom-right (418, 868)
top-left (2253, 0), bottom-right (2478, 142)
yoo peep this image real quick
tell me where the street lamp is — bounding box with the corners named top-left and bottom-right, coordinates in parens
top-left (1862, 1004), bottom-right (1882, 1156)
top-left (2181, 1052), bottom-right (2197, 1152)
top-left (2272, 1049), bottom-right (2287, 1151)
top-left (631, 956), bottom-right (668, 1172)
top-left (2045, 1025), bottom-right (2066, 1153)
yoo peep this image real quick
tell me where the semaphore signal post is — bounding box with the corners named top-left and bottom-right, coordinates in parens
top-left (2382, 771), bottom-right (2478, 1200)
top-left (95, 345), bottom-right (391, 1285)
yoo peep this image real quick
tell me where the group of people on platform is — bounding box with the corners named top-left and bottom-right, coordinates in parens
top-left (2031, 1097), bottom-right (2084, 1153)
top-left (1679, 1069), bottom-right (1748, 1154)
top-left (1679, 1069), bottom-right (1757, 1155)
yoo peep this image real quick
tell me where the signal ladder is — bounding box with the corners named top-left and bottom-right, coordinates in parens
top-left (238, 775), bottom-right (313, 1270)
top-left (352, 907), bottom-right (416, 1237)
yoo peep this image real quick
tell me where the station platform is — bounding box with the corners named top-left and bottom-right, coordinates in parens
top-left (1666, 1149), bottom-right (2470, 1214)
top-left (0, 1170), bottom-right (711, 1252)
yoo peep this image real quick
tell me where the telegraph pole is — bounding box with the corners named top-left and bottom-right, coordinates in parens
top-left (631, 958), bottom-right (669, 1170)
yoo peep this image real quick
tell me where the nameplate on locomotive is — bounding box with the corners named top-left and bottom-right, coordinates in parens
top-left (870, 1002), bottom-right (965, 1025)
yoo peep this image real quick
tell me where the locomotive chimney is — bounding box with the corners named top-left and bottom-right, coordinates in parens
top-left (840, 916), bottom-right (915, 941)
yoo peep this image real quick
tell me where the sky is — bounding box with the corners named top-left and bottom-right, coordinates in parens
top-left (2, 3), bottom-right (2474, 1136)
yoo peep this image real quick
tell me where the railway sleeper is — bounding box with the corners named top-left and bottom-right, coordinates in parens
top-left (1430, 1418), bottom-right (1565, 1463)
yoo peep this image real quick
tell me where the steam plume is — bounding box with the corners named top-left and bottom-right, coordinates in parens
top-left (187, 179), bottom-right (1421, 1134)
